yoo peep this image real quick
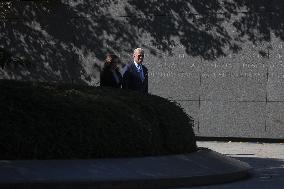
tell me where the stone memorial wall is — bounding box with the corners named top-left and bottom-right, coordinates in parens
top-left (0, 0), bottom-right (283, 139)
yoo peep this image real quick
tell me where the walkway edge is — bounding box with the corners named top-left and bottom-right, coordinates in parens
top-left (0, 148), bottom-right (251, 189)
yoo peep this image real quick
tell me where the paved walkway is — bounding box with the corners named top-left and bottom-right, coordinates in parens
top-left (179, 141), bottom-right (284, 189)
top-left (3, 140), bottom-right (281, 189)
top-left (0, 147), bottom-right (250, 189)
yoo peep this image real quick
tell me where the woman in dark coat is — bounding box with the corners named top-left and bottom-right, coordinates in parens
top-left (100, 54), bottom-right (122, 88)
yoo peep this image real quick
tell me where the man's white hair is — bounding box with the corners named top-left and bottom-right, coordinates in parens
top-left (133, 48), bottom-right (144, 55)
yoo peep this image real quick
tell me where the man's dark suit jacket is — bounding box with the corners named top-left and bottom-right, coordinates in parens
top-left (100, 68), bottom-right (122, 88)
top-left (122, 62), bottom-right (148, 93)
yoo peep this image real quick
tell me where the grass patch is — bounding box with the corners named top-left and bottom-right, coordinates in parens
top-left (0, 79), bottom-right (197, 159)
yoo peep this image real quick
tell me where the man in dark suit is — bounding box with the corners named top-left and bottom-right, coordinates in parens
top-left (122, 48), bottom-right (148, 94)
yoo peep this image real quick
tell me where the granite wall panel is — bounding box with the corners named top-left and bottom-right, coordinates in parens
top-left (266, 102), bottom-right (284, 139)
top-left (199, 101), bottom-right (267, 138)
top-left (1, 0), bottom-right (284, 139)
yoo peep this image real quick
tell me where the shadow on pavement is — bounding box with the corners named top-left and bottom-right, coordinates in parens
top-left (188, 156), bottom-right (284, 189)
top-left (235, 157), bottom-right (284, 181)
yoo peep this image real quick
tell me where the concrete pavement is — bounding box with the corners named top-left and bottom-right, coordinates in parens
top-left (178, 141), bottom-right (284, 189)
top-left (2, 140), bottom-right (282, 189)
top-left (0, 147), bottom-right (250, 189)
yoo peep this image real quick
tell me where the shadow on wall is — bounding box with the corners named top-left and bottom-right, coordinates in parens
top-left (0, 0), bottom-right (284, 84)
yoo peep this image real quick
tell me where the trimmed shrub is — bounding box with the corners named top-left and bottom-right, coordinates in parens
top-left (0, 79), bottom-right (197, 159)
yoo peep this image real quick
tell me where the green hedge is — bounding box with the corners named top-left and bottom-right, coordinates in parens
top-left (0, 79), bottom-right (197, 160)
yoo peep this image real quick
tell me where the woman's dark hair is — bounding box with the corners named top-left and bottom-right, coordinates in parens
top-left (104, 54), bottom-right (119, 68)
